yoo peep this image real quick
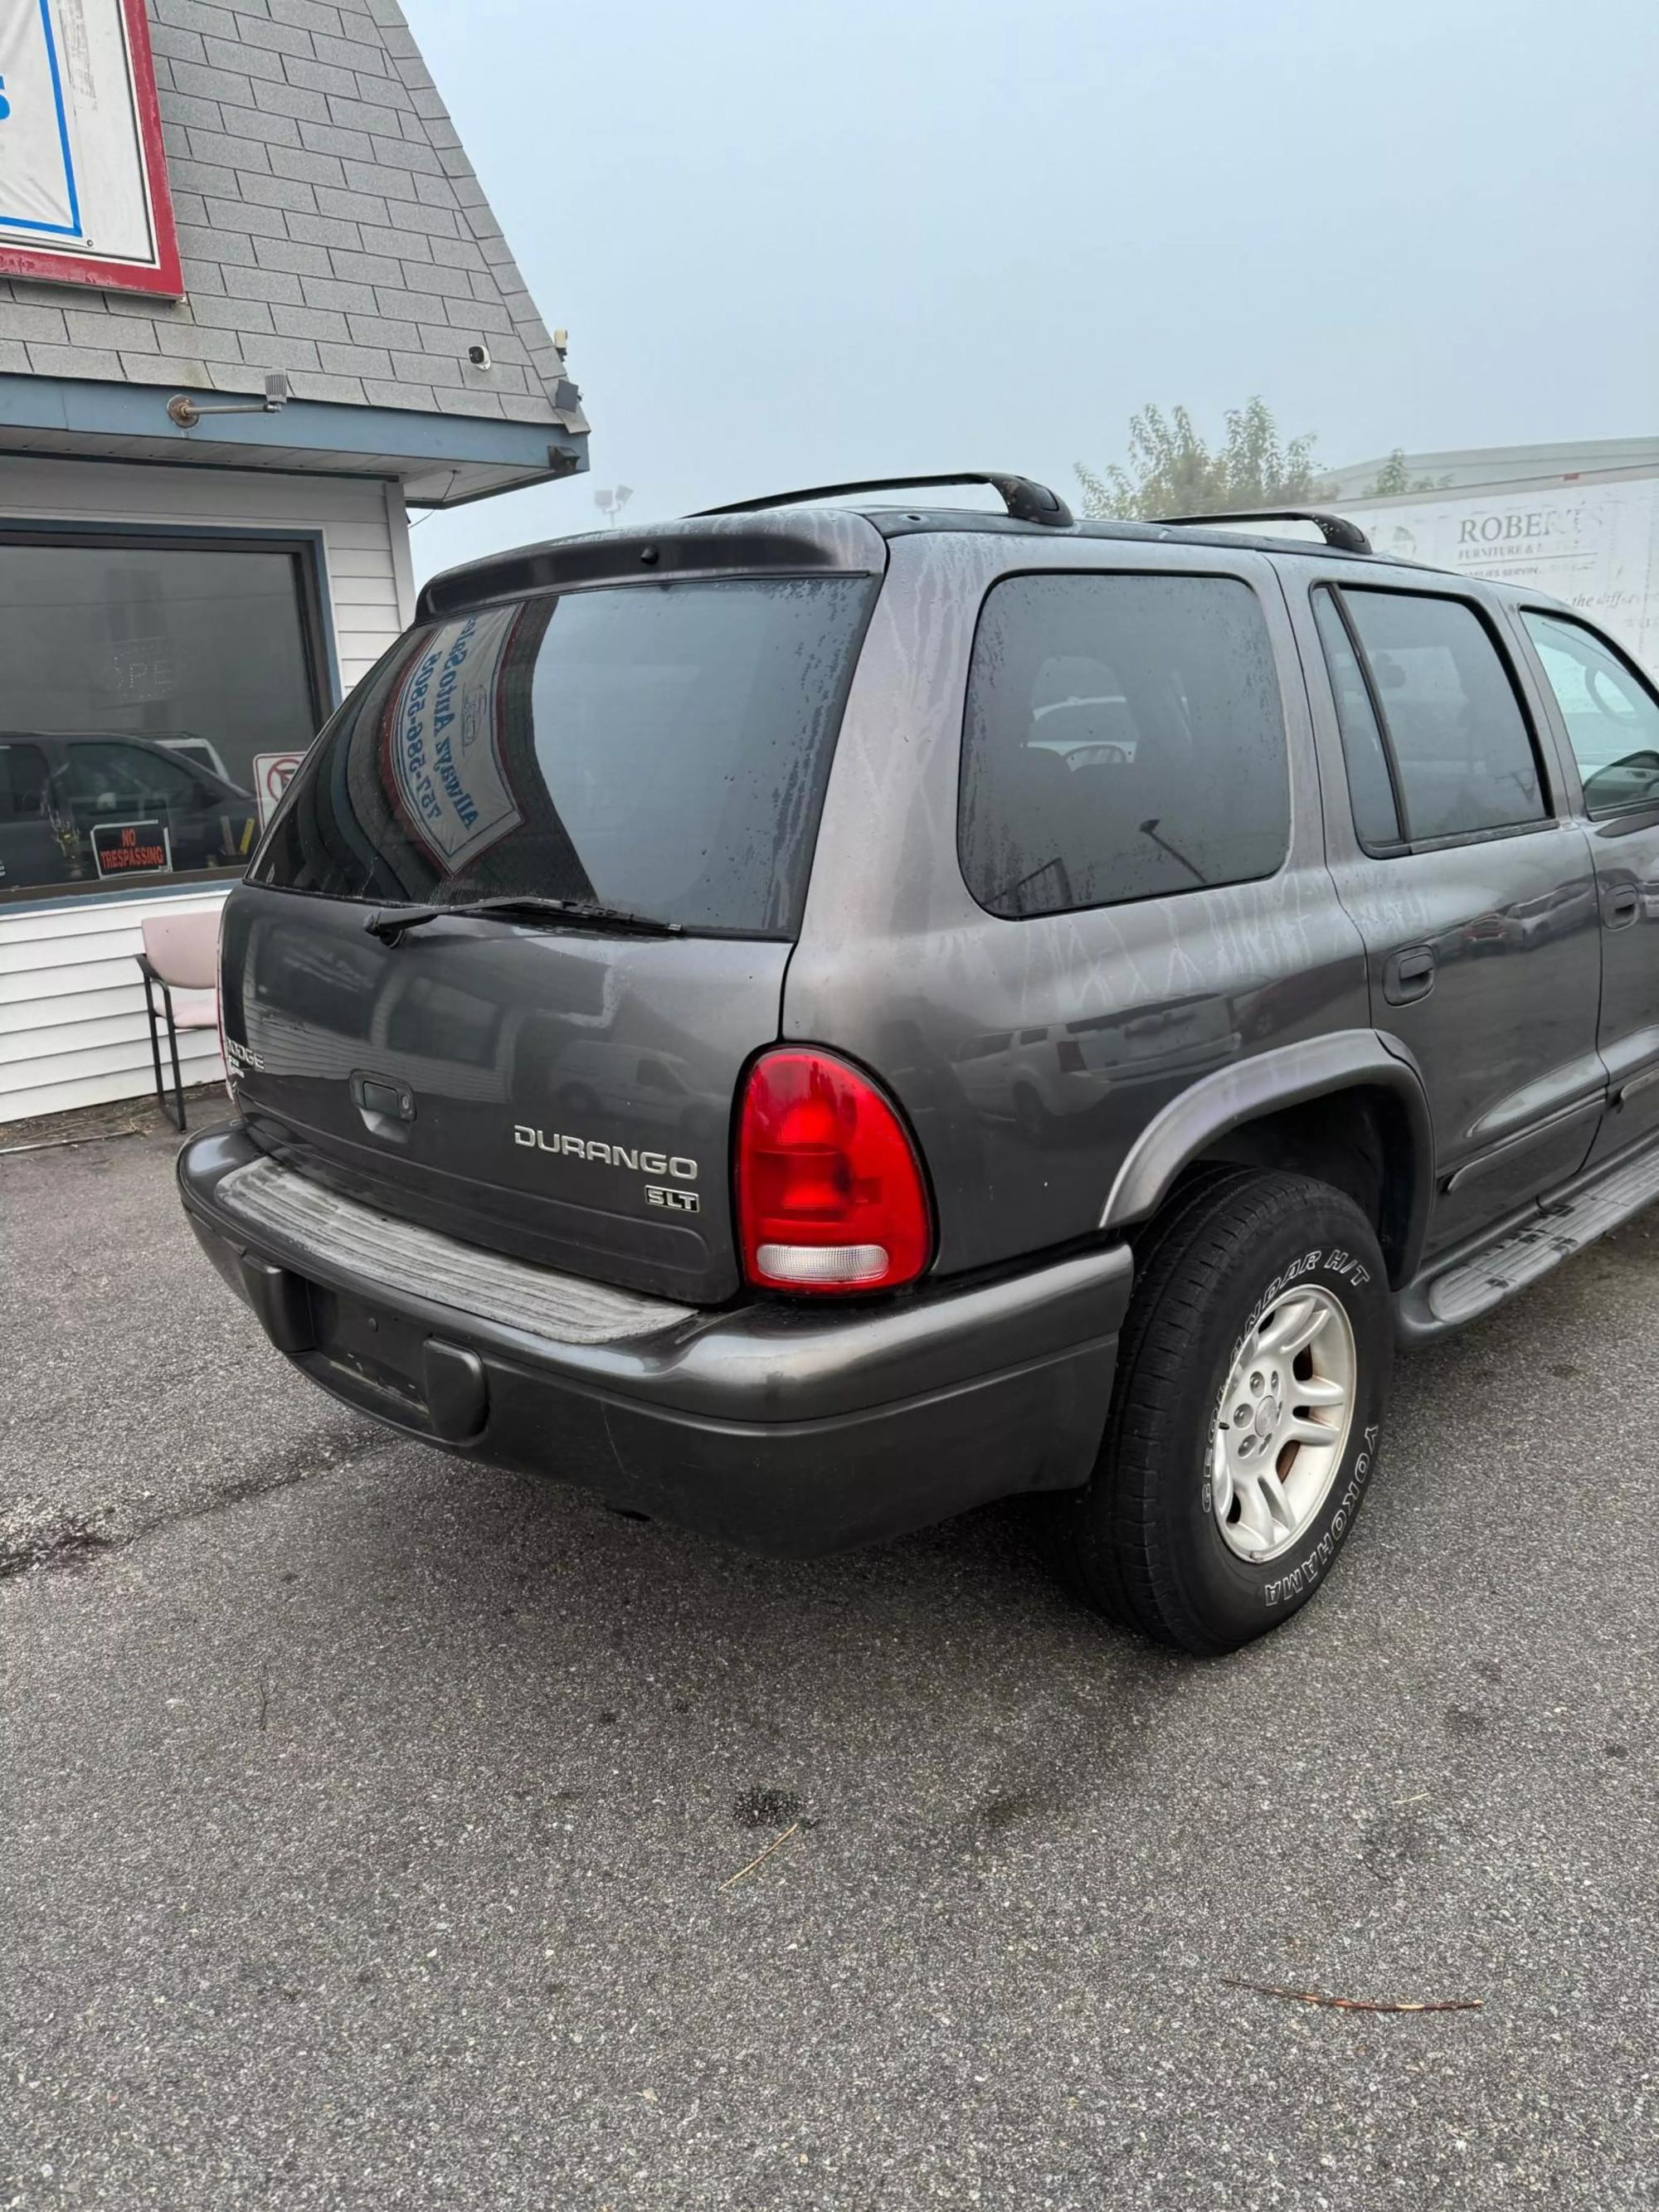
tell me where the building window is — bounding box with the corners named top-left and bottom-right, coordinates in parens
top-left (0, 529), bottom-right (331, 903)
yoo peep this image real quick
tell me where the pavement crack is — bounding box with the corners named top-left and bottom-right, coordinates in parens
top-left (1, 1421), bottom-right (387, 1587)
top-left (0, 1514), bottom-right (115, 1582)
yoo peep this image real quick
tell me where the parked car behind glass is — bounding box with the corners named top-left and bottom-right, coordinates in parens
top-left (0, 732), bottom-right (256, 892)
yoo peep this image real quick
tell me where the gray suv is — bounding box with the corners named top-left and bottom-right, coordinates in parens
top-left (178, 472), bottom-right (1659, 1654)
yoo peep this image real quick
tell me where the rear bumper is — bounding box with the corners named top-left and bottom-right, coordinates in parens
top-left (178, 1125), bottom-right (1131, 1556)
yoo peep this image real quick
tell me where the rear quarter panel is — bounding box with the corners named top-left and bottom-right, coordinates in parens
top-left (785, 532), bottom-right (1373, 1276)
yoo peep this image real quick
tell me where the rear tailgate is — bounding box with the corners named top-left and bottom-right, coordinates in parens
top-left (223, 883), bottom-right (782, 1301)
top-left (229, 532), bottom-right (881, 1303)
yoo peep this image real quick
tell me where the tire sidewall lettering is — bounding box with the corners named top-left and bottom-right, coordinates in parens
top-left (1072, 1171), bottom-right (1394, 1653)
top-left (1198, 1243), bottom-right (1386, 1609)
top-left (1261, 1426), bottom-right (1379, 1608)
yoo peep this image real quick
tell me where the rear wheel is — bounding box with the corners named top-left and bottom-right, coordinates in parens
top-left (1056, 1169), bottom-right (1393, 1655)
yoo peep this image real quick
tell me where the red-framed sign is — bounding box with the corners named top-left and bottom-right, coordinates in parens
top-left (0, 0), bottom-right (183, 299)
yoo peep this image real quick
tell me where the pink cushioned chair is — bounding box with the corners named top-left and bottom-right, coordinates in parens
top-left (137, 911), bottom-right (221, 1130)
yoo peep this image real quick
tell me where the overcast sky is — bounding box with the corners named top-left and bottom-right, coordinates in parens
top-left (402, 0), bottom-right (1659, 584)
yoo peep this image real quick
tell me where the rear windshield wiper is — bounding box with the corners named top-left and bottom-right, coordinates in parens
top-left (363, 896), bottom-right (684, 943)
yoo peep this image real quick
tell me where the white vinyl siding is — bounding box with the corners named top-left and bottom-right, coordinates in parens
top-left (0, 456), bottom-right (415, 1125)
top-left (0, 885), bottom-right (227, 1122)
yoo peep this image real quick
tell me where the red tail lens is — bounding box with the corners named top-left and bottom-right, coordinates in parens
top-left (737, 1049), bottom-right (932, 1293)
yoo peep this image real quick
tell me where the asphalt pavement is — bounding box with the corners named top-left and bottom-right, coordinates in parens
top-left (2, 1116), bottom-right (1655, 2209)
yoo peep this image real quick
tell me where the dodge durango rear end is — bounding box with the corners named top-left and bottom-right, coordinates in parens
top-left (221, 518), bottom-right (881, 1304)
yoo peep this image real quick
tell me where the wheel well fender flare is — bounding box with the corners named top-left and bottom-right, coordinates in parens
top-left (1099, 1030), bottom-right (1434, 1281)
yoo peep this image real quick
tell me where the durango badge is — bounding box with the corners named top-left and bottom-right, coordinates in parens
top-left (513, 1125), bottom-right (698, 1184)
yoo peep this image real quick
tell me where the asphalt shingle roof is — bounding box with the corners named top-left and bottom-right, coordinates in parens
top-left (0, 0), bottom-right (584, 434)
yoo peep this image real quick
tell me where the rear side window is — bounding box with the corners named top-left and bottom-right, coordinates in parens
top-left (1311, 591), bottom-right (1401, 848)
top-left (958, 573), bottom-right (1289, 918)
top-left (252, 576), bottom-right (874, 936)
top-left (1335, 589), bottom-right (1545, 842)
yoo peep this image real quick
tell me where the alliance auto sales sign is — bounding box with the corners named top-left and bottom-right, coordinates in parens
top-left (383, 606), bottom-right (527, 872)
top-left (0, 0), bottom-right (182, 295)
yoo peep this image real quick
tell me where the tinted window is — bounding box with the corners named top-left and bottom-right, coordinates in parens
top-left (1523, 610), bottom-right (1659, 812)
top-left (61, 740), bottom-right (205, 810)
top-left (1340, 590), bottom-right (1545, 841)
top-left (959, 573), bottom-right (1289, 917)
top-left (0, 743), bottom-right (48, 824)
top-left (253, 576), bottom-right (874, 936)
top-left (1311, 590), bottom-right (1400, 848)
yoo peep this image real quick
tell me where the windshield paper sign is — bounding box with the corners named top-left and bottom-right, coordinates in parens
top-left (385, 606), bottom-right (524, 870)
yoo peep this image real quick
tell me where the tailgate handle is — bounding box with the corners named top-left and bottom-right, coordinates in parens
top-left (351, 1072), bottom-right (416, 1129)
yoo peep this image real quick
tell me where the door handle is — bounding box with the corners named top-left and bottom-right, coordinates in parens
top-left (1384, 946), bottom-right (1436, 1004)
top-left (1604, 883), bottom-right (1640, 928)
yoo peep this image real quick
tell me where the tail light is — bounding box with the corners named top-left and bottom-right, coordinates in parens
top-left (737, 1048), bottom-right (932, 1293)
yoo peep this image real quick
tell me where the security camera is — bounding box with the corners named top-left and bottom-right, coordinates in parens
top-left (466, 343), bottom-right (491, 369)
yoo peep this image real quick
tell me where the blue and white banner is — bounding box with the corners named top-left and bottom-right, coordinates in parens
top-left (0, 0), bottom-right (77, 233)
top-left (385, 606), bottom-right (526, 872)
top-left (0, 0), bottom-right (181, 294)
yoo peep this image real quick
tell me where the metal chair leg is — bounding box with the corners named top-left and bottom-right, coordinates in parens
top-left (143, 973), bottom-right (172, 1125)
top-left (162, 983), bottom-right (187, 1132)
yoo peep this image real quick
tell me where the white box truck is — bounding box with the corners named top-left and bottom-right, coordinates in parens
top-left (1328, 440), bottom-right (1659, 670)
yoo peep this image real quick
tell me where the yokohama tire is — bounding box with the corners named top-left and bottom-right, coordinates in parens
top-left (1056, 1170), bottom-right (1394, 1655)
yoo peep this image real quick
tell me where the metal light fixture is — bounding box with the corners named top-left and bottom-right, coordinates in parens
top-left (167, 373), bottom-right (290, 430)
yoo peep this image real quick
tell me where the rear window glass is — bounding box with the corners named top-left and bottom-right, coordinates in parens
top-left (958, 572), bottom-right (1289, 917)
top-left (251, 576), bottom-right (874, 936)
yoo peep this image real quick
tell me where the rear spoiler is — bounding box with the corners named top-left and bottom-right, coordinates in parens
top-left (418, 510), bottom-right (885, 622)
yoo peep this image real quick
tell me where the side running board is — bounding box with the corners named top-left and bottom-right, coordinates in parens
top-left (1396, 1138), bottom-right (1659, 1343)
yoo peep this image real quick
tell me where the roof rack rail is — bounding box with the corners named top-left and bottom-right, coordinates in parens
top-left (1156, 507), bottom-right (1372, 554)
top-left (696, 472), bottom-right (1075, 529)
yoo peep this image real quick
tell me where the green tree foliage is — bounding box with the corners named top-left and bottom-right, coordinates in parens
top-left (1363, 448), bottom-right (1452, 497)
top-left (1075, 397), bottom-right (1326, 521)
